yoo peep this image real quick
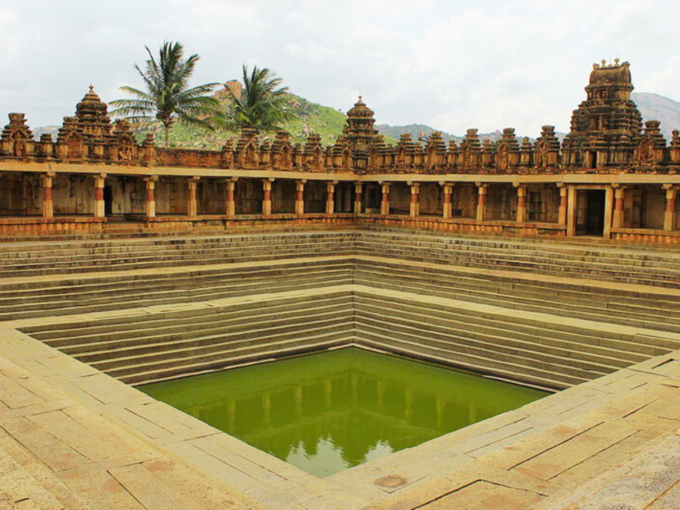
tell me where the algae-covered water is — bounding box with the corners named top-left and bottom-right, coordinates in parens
top-left (142, 348), bottom-right (547, 477)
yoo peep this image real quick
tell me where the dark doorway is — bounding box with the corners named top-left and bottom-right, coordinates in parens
top-left (103, 185), bottom-right (113, 216)
top-left (364, 184), bottom-right (381, 212)
top-left (583, 190), bottom-right (605, 235)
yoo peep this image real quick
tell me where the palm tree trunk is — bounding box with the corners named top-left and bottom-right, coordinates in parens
top-left (164, 123), bottom-right (170, 148)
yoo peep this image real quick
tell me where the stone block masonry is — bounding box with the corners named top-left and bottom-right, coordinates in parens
top-left (1, 228), bottom-right (680, 507)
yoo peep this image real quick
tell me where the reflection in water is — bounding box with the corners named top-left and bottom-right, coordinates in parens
top-left (142, 348), bottom-right (547, 477)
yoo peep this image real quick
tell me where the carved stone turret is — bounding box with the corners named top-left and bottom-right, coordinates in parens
top-left (670, 130), bottom-right (680, 165)
top-left (535, 125), bottom-right (560, 169)
top-left (271, 131), bottom-right (293, 170)
top-left (75, 86), bottom-right (113, 138)
top-left (634, 120), bottom-right (667, 167)
top-left (495, 128), bottom-right (520, 171)
top-left (345, 96), bottom-right (378, 151)
top-left (396, 134), bottom-right (417, 170)
top-left (221, 139), bottom-right (235, 168)
top-left (425, 132), bottom-right (446, 170)
top-left (56, 117), bottom-right (84, 160)
top-left (303, 133), bottom-right (325, 171)
top-left (520, 137), bottom-right (534, 168)
top-left (111, 120), bottom-right (138, 163)
top-left (235, 128), bottom-right (260, 169)
top-left (481, 139), bottom-right (493, 168)
top-left (460, 129), bottom-right (481, 170)
top-left (1, 113), bottom-right (35, 158)
top-left (446, 140), bottom-right (459, 168)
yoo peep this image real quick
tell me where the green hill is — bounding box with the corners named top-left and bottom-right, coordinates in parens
top-left (135, 93), bottom-right (356, 149)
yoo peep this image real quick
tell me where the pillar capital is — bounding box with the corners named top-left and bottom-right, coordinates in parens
top-left (143, 175), bottom-right (158, 182)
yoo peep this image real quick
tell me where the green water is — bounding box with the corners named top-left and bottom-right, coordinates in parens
top-left (142, 348), bottom-right (547, 477)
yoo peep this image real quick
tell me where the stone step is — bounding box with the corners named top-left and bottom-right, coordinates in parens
top-left (356, 242), bottom-right (680, 287)
top-left (353, 293), bottom-right (667, 355)
top-left (64, 311), bottom-right (353, 359)
top-left (355, 301), bottom-right (648, 365)
top-left (117, 331), bottom-right (353, 386)
top-left (2, 274), bottom-right (354, 321)
top-left (354, 317), bottom-right (613, 381)
top-left (31, 297), bottom-right (353, 343)
top-left (354, 330), bottom-right (585, 389)
top-left (0, 264), bottom-right (353, 305)
top-left (354, 269), bottom-right (680, 333)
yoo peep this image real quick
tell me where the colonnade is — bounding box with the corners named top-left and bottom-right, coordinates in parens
top-left (20, 173), bottom-right (680, 236)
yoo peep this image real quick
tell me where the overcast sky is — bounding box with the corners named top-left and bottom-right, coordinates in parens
top-left (1, 0), bottom-right (679, 136)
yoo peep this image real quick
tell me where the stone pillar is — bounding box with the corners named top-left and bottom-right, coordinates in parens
top-left (225, 178), bottom-right (237, 218)
top-left (380, 182), bottom-right (390, 215)
top-left (144, 176), bottom-right (157, 218)
top-left (262, 179), bottom-right (273, 217)
top-left (476, 183), bottom-right (487, 222)
top-left (515, 184), bottom-right (527, 224)
top-left (187, 177), bottom-right (199, 218)
top-left (612, 185), bottom-right (625, 229)
top-left (664, 184), bottom-right (677, 231)
top-left (326, 181), bottom-right (336, 215)
top-left (558, 184), bottom-right (568, 226)
top-left (409, 182), bottom-right (420, 217)
top-left (94, 173), bottom-right (106, 218)
top-left (42, 172), bottom-right (54, 219)
top-left (566, 186), bottom-right (577, 236)
top-left (354, 183), bottom-right (363, 215)
top-left (295, 180), bottom-right (306, 216)
top-left (441, 182), bottom-right (454, 219)
top-left (603, 185), bottom-right (614, 239)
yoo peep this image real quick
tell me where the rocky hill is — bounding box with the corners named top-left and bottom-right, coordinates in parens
top-left (632, 92), bottom-right (680, 139)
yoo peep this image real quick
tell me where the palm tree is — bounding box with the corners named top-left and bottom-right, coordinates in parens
top-left (110, 42), bottom-right (219, 147)
top-left (218, 65), bottom-right (293, 132)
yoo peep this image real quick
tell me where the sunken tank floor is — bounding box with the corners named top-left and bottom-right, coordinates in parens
top-left (1, 229), bottom-right (680, 509)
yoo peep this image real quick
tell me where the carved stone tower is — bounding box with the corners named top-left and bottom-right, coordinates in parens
top-left (75, 86), bottom-right (113, 138)
top-left (345, 97), bottom-right (379, 151)
top-left (562, 60), bottom-right (643, 169)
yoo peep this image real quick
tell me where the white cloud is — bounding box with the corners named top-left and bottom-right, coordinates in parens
top-left (1, 0), bottom-right (680, 136)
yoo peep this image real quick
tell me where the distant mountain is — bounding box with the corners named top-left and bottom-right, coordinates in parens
top-left (632, 92), bottom-right (680, 139)
top-left (375, 124), bottom-right (508, 144)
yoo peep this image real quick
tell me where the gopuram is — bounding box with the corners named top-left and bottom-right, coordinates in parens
top-left (0, 60), bottom-right (678, 244)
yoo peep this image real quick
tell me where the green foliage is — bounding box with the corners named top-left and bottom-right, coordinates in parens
top-left (214, 65), bottom-right (293, 132)
top-left (135, 93), bottom-right (348, 148)
top-left (110, 41), bottom-right (220, 147)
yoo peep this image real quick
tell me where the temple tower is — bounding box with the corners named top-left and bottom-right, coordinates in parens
top-left (75, 86), bottom-right (113, 138)
top-left (562, 60), bottom-right (643, 169)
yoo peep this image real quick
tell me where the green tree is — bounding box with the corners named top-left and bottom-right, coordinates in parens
top-left (110, 41), bottom-right (219, 147)
top-left (218, 65), bottom-right (293, 132)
